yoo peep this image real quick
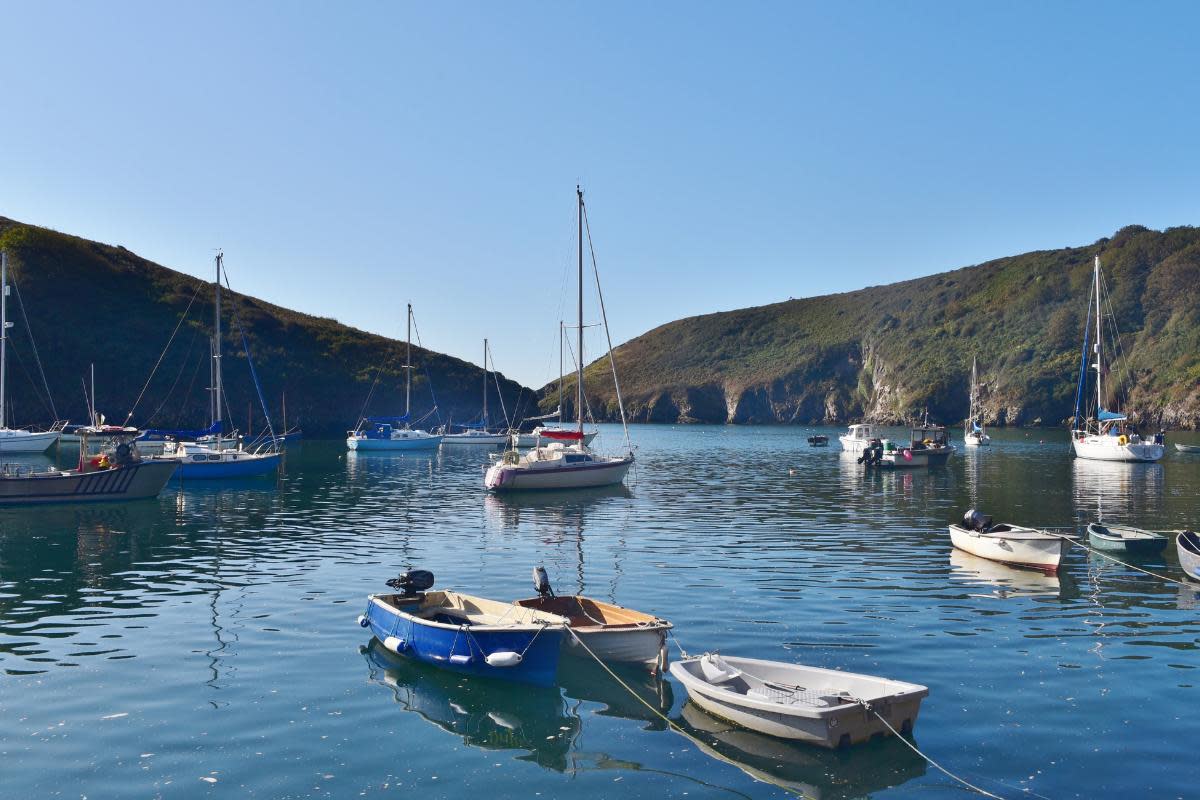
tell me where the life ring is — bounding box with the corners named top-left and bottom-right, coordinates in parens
top-left (903, 449), bottom-right (913, 461)
top-left (1117, 434), bottom-right (1128, 446)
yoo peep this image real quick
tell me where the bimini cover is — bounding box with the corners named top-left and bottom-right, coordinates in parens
top-left (1098, 409), bottom-right (1127, 422)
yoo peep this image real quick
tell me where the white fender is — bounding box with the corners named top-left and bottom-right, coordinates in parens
top-left (485, 651), bottom-right (523, 668)
top-left (383, 636), bottom-right (405, 653)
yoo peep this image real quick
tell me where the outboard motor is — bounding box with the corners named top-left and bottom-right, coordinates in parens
top-left (532, 565), bottom-right (554, 598)
top-left (386, 570), bottom-right (435, 597)
top-left (962, 509), bottom-right (992, 533)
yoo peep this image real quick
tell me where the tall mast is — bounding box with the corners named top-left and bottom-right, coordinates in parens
top-left (482, 338), bottom-right (488, 424)
top-left (558, 321), bottom-right (564, 423)
top-left (90, 363), bottom-right (96, 426)
top-left (970, 356), bottom-right (977, 421)
top-left (1094, 256), bottom-right (1103, 417)
top-left (405, 303), bottom-right (412, 417)
top-left (576, 186), bottom-right (584, 437)
top-left (0, 251), bottom-right (7, 429)
top-left (214, 251), bottom-right (224, 437)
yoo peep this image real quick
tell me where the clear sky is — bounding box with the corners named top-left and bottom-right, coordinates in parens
top-left (2, 2), bottom-right (1197, 388)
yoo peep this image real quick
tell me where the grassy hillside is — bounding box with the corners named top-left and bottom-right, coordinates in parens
top-left (555, 224), bottom-right (1200, 428)
top-left (0, 218), bottom-right (534, 436)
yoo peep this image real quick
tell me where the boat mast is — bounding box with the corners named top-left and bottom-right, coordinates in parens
top-left (214, 251), bottom-right (223, 443)
top-left (405, 303), bottom-right (412, 419)
top-left (0, 251), bottom-right (7, 430)
top-left (576, 186), bottom-right (584, 438)
top-left (971, 356), bottom-right (978, 426)
top-left (1093, 256), bottom-right (1103, 422)
top-left (482, 338), bottom-right (488, 425)
top-left (90, 363), bottom-right (96, 426)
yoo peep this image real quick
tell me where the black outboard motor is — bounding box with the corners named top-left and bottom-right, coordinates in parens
top-left (962, 509), bottom-right (992, 533)
top-left (532, 565), bottom-right (555, 598)
top-left (386, 570), bottom-right (435, 597)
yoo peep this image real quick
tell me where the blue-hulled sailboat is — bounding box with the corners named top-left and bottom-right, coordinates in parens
top-left (152, 252), bottom-right (281, 479)
top-left (358, 571), bottom-right (567, 687)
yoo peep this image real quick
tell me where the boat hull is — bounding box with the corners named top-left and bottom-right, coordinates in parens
top-left (670, 655), bottom-right (927, 749)
top-left (1072, 436), bottom-right (1163, 462)
top-left (0, 429), bottom-right (59, 453)
top-left (362, 594), bottom-right (564, 687)
top-left (949, 524), bottom-right (1069, 573)
top-left (171, 451), bottom-right (281, 479)
top-left (485, 456), bottom-right (632, 491)
top-left (1176, 532), bottom-right (1200, 581)
top-left (964, 433), bottom-right (990, 447)
top-left (1086, 523), bottom-right (1167, 554)
top-left (441, 433), bottom-right (508, 445)
top-left (347, 435), bottom-right (442, 451)
top-left (881, 446), bottom-right (955, 468)
top-left (0, 460), bottom-right (178, 505)
top-left (566, 625), bottom-right (668, 669)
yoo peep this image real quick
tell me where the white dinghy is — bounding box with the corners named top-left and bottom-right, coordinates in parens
top-left (949, 509), bottom-right (1071, 574)
top-left (669, 653), bottom-right (927, 749)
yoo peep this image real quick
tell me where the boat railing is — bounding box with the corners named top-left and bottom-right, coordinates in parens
top-left (1, 462), bottom-right (63, 478)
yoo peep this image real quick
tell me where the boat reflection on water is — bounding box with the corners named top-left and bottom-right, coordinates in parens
top-left (949, 548), bottom-right (1076, 599)
top-left (677, 702), bottom-right (926, 800)
top-left (483, 484), bottom-right (632, 527)
top-left (1071, 458), bottom-right (1164, 514)
top-left (361, 640), bottom-right (582, 772)
top-left (558, 657), bottom-right (673, 730)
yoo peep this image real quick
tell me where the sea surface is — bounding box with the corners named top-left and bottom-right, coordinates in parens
top-left (2, 425), bottom-right (1198, 800)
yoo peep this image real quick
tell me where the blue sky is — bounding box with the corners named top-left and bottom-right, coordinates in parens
top-left (2, 2), bottom-right (1197, 388)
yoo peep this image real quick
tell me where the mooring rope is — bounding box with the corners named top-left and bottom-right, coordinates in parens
top-left (1046, 531), bottom-right (1190, 587)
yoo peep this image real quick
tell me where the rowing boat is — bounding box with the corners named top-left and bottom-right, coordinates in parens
top-left (949, 510), bottom-right (1070, 574)
top-left (1178, 531), bottom-right (1200, 581)
top-left (1086, 522), bottom-right (1167, 555)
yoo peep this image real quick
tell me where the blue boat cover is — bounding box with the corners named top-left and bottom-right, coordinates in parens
top-left (140, 421), bottom-right (224, 439)
top-left (366, 415), bottom-right (409, 424)
top-left (1098, 409), bottom-right (1127, 422)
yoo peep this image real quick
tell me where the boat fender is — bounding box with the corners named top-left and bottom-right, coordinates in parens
top-left (383, 636), bottom-right (407, 653)
top-left (903, 449), bottom-right (913, 461)
top-left (449, 654), bottom-right (473, 665)
top-left (357, 615), bottom-right (369, 628)
top-left (1117, 434), bottom-right (1128, 446)
top-left (485, 651), bottom-right (523, 668)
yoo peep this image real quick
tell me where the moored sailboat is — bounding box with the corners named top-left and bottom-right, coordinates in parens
top-left (964, 356), bottom-right (990, 447)
top-left (441, 339), bottom-right (509, 445)
top-left (1070, 256), bottom-right (1164, 462)
top-left (0, 251), bottom-right (60, 453)
top-left (485, 187), bottom-right (633, 491)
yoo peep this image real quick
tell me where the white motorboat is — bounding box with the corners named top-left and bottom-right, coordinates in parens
top-left (1070, 256), bottom-right (1164, 462)
top-left (442, 339), bottom-right (510, 446)
top-left (964, 356), bottom-right (990, 447)
top-left (347, 303), bottom-right (442, 452)
top-left (485, 186), bottom-right (634, 492)
top-left (0, 435), bottom-right (177, 505)
top-left (669, 653), bottom-right (928, 749)
top-left (949, 510), bottom-right (1070, 574)
top-left (514, 567), bottom-right (671, 673)
top-left (0, 251), bottom-right (60, 453)
top-left (838, 423), bottom-right (881, 453)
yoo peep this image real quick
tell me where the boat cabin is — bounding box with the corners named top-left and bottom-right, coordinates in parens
top-left (908, 426), bottom-right (950, 450)
top-left (843, 424), bottom-right (875, 442)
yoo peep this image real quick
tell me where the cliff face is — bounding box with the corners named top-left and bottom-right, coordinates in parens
top-left (0, 218), bottom-right (534, 435)
top-left (551, 224), bottom-right (1200, 429)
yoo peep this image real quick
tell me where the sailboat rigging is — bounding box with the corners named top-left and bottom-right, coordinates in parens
top-left (964, 356), bottom-right (990, 447)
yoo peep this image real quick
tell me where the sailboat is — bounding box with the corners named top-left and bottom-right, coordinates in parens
top-left (0, 251), bottom-right (61, 453)
top-left (153, 252), bottom-right (282, 478)
top-left (485, 187), bottom-right (633, 491)
top-left (441, 339), bottom-right (509, 445)
top-left (964, 356), bottom-right (990, 447)
top-left (1070, 256), bottom-right (1164, 462)
top-left (347, 304), bottom-right (442, 451)
top-left (510, 323), bottom-right (598, 448)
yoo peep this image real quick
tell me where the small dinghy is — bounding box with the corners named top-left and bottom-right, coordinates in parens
top-left (669, 653), bottom-right (927, 749)
top-left (806, 435), bottom-right (829, 447)
top-left (949, 509), bottom-right (1071, 574)
top-left (1086, 522), bottom-right (1167, 555)
top-left (515, 567), bottom-right (672, 673)
top-left (1177, 531), bottom-right (1200, 581)
top-left (1176, 443), bottom-right (1200, 454)
top-left (359, 571), bottom-right (567, 687)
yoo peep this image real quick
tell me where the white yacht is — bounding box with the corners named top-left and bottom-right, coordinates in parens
top-left (964, 356), bottom-right (991, 447)
top-left (0, 251), bottom-right (59, 453)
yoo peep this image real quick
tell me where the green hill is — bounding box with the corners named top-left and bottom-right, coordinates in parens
top-left (554, 224), bottom-right (1200, 428)
top-left (0, 218), bottom-right (534, 436)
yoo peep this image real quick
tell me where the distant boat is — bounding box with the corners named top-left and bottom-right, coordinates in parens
top-left (510, 324), bottom-right (598, 448)
top-left (152, 252), bottom-right (281, 479)
top-left (949, 509), bottom-right (1070, 573)
top-left (1070, 256), bottom-right (1164, 462)
top-left (876, 423), bottom-right (955, 468)
top-left (514, 567), bottom-right (671, 673)
top-left (806, 435), bottom-right (829, 447)
top-left (669, 653), bottom-right (928, 749)
top-left (1086, 522), bottom-right (1167, 555)
top-left (1175, 443), bottom-right (1200, 454)
top-left (0, 434), bottom-right (177, 505)
top-left (1177, 531), bottom-right (1200, 581)
top-left (964, 356), bottom-right (991, 447)
top-left (358, 571), bottom-right (566, 687)
top-left (347, 303), bottom-right (442, 451)
top-left (839, 423), bottom-right (882, 453)
top-left (485, 187), bottom-right (633, 491)
top-left (0, 251), bottom-right (60, 453)
top-left (442, 339), bottom-right (509, 446)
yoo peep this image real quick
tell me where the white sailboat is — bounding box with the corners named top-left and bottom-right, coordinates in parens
top-left (485, 187), bottom-right (633, 491)
top-left (510, 322), bottom-right (598, 448)
top-left (0, 251), bottom-right (60, 453)
top-left (347, 303), bottom-right (442, 451)
top-left (441, 339), bottom-right (509, 445)
top-left (1070, 256), bottom-right (1164, 462)
top-left (964, 356), bottom-right (990, 447)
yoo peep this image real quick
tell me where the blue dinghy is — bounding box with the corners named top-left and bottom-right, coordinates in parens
top-left (359, 571), bottom-right (567, 687)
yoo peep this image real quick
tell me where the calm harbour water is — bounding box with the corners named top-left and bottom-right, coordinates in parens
top-left (2, 425), bottom-right (1198, 799)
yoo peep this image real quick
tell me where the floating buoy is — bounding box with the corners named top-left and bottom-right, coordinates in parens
top-left (357, 615), bottom-right (369, 628)
top-left (485, 651), bottom-right (523, 668)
